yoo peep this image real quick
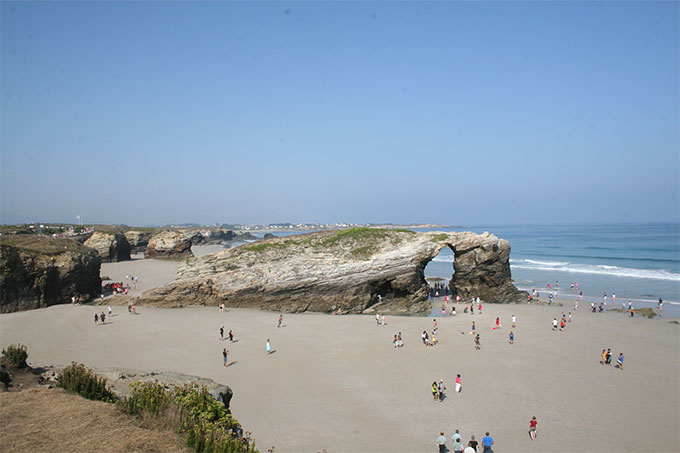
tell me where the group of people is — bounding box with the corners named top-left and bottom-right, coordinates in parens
top-left (551, 312), bottom-right (571, 332)
top-left (103, 282), bottom-right (129, 295)
top-left (93, 306), bottom-right (113, 325)
top-left (431, 375), bottom-right (462, 403)
top-left (600, 349), bottom-right (624, 370)
top-left (436, 430), bottom-right (495, 453)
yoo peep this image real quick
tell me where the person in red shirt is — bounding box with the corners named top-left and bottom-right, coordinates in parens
top-left (529, 416), bottom-right (538, 440)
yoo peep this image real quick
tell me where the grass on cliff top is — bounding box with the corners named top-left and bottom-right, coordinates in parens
top-left (0, 388), bottom-right (190, 453)
top-left (0, 234), bottom-right (91, 256)
top-left (429, 233), bottom-right (450, 243)
top-left (244, 228), bottom-right (416, 255)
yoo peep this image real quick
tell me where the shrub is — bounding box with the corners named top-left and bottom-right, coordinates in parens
top-left (1, 344), bottom-right (28, 369)
top-left (120, 382), bottom-right (257, 453)
top-left (57, 362), bottom-right (118, 403)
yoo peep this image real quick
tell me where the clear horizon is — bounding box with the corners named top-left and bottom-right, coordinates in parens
top-left (2, 1), bottom-right (678, 226)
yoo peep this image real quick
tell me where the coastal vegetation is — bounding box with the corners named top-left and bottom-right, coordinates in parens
top-left (244, 227), bottom-right (416, 256)
top-left (1, 343), bottom-right (28, 369)
top-left (58, 362), bottom-right (118, 403)
top-left (0, 234), bottom-right (90, 256)
top-left (120, 381), bottom-right (257, 453)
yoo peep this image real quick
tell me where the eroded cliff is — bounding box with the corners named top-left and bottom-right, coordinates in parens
top-left (138, 228), bottom-right (527, 313)
top-left (0, 235), bottom-right (101, 313)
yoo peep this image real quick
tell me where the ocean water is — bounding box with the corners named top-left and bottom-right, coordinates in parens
top-left (423, 223), bottom-right (680, 317)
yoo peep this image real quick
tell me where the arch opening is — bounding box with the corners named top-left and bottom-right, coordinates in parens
top-left (424, 245), bottom-right (455, 306)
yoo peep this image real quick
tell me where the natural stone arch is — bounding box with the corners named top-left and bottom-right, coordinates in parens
top-left (138, 229), bottom-right (527, 313)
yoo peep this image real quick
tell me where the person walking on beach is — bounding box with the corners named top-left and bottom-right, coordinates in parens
top-left (452, 429), bottom-right (462, 444)
top-left (552, 318), bottom-right (558, 331)
top-left (468, 435), bottom-right (478, 453)
top-left (455, 374), bottom-right (462, 393)
top-left (278, 314), bottom-right (283, 328)
top-left (438, 379), bottom-right (446, 401)
top-left (495, 317), bottom-right (501, 329)
top-left (94, 313), bottom-right (99, 325)
top-left (529, 416), bottom-right (538, 440)
top-left (568, 312), bottom-right (572, 323)
top-left (376, 313), bottom-right (381, 325)
top-left (100, 312), bottom-right (105, 325)
top-left (228, 329), bottom-right (234, 342)
top-left (107, 305), bottom-right (112, 317)
top-left (474, 334), bottom-right (481, 350)
top-left (393, 334), bottom-right (399, 348)
top-left (471, 321), bottom-right (476, 335)
top-left (601, 349), bottom-right (607, 365)
top-left (511, 314), bottom-right (516, 328)
top-left (559, 318), bottom-right (565, 332)
top-left (266, 339), bottom-right (272, 355)
top-left (436, 432), bottom-right (448, 453)
top-left (606, 349), bottom-right (612, 365)
top-left (658, 297), bottom-right (663, 310)
top-left (616, 353), bottom-right (624, 370)
top-left (452, 436), bottom-right (464, 453)
top-left (223, 348), bottom-right (228, 367)
top-left (509, 331), bottom-right (514, 344)
top-left (398, 332), bottom-right (403, 347)
top-left (220, 326), bottom-right (224, 340)
top-left (481, 432), bottom-right (494, 453)
top-left (628, 300), bottom-right (633, 310)
top-left (432, 382), bottom-right (439, 402)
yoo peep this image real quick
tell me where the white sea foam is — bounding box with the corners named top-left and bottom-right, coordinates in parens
top-left (509, 259), bottom-right (680, 282)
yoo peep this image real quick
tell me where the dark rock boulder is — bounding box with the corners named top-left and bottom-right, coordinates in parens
top-left (263, 233), bottom-right (277, 239)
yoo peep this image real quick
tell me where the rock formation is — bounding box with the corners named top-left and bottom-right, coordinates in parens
top-left (124, 231), bottom-right (153, 253)
top-left (186, 228), bottom-right (235, 245)
top-left (145, 231), bottom-right (194, 260)
top-left (0, 235), bottom-right (101, 313)
top-left (138, 228), bottom-right (527, 313)
top-left (83, 232), bottom-right (131, 262)
top-left (263, 233), bottom-right (277, 239)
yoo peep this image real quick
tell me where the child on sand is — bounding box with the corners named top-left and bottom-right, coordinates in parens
top-left (266, 339), bottom-right (272, 355)
top-left (278, 314), bottom-right (283, 328)
top-left (509, 331), bottom-right (514, 344)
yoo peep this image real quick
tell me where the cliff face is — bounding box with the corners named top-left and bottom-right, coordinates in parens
top-left (145, 231), bottom-right (194, 260)
top-left (0, 236), bottom-right (101, 313)
top-left (138, 229), bottom-right (527, 313)
top-left (83, 232), bottom-right (131, 262)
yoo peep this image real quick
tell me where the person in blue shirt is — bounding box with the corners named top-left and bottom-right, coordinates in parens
top-left (482, 432), bottom-right (494, 452)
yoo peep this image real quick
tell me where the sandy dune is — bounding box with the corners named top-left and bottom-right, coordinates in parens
top-left (1, 299), bottom-right (678, 453)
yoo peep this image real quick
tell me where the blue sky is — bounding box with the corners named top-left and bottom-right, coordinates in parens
top-left (1, 1), bottom-right (678, 226)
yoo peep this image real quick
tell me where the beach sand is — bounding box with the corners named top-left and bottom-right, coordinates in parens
top-left (1, 297), bottom-right (678, 452)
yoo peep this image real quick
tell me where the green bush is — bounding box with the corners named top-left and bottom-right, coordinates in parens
top-left (1, 344), bottom-right (28, 369)
top-left (120, 382), bottom-right (257, 453)
top-left (57, 362), bottom-right (118, 403)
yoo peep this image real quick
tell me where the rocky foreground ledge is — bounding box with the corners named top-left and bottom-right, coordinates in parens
top-left (139, 228), bottom-right (527, 313)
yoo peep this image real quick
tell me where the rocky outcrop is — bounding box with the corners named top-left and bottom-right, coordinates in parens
top-left (263, 233), bottom-right (277, 239)
top-left (138, 228), bottom-right (527, 313)
top-left (0, 236), bottom-right (101, 313)
top-left (124, 231), bottom-right (153, 253)
top-left (186, 228), bottom-right (235, 245)
top-left (83, 232), bottom-right (131, 262)
top-left (145, 231), bottom-right (193, 260)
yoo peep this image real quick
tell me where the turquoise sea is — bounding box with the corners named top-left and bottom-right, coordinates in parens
top-left (421, 223), bottom-right (680, 317)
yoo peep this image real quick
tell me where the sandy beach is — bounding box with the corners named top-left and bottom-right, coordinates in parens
top-left (1, 295), bottom-right (678, 452)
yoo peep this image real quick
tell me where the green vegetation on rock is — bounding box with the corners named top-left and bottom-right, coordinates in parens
top-left (0, 234), bottom-right (91, 256)
top-left (58, 363), bottom-right (118, 403)
top-left (120, 381), bottom-right (257, 453)
top-left (1, 343), bottom-right (28, 369)
top-left (429, 233), bottom-right (450, 243)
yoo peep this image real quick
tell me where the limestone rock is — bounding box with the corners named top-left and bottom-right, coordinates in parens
top-left (124, 231), bottom-right (153, 253)
top-left (145, 231), bottom-right (193, 260)
top-left (139, 228), bottom-right (527, 313)
top-left (84, 232), bottom-right (131, 262)
top-left (0, 236), bottom-right (102, 313)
